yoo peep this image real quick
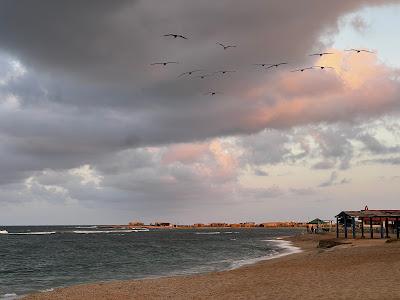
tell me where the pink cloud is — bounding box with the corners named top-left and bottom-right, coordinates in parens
top-left (162, 143), bottom-right (209, 164)
top-left (243, 50), bottom-right (400, 130)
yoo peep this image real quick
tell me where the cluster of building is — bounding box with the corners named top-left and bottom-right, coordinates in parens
top-left (128, 221), bottom-right (308, 228)
top-left (126, 206), bottom-right (400, 240)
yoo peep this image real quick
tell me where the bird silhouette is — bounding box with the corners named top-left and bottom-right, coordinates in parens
top-left (196, 74), bottom-right (212, 79)
top-left (204, 91), bottom-right (222, 96)
top-left (290, 67), bottom-right (314, 72)
top-left (163, 34), bottom-right (188, 40)
top-left (253, 63), bottom-right (271, 67)
top-left (345, 49), bottom-right (374, 54)
top-left (178, 70), bottom-right (204, 78)
top-left (150, 62), bottom-right (179, 66)
top-left (313, 66), bottom-right (335, 70)
top-left (309, 52), bottom-right (334, 57)
top-left (217, 43), bottom-right (236, 50)
top-left (266, 62), bottom-right (288, 69)
top-left (213, 70), bottom-right (236, 75)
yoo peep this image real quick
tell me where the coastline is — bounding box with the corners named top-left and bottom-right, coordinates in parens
top-left (23, 233), bottom-right (400, 299)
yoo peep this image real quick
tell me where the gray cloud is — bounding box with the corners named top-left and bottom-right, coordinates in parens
top-left (318, 171), bottom-right (351, 188)
top-left (363, 157), bottom-right (400, 165)
top-left (350, 15), bottom-right (369, 33)
top-left (254, 169), bottom-right (269, 176)
top-left (0, 1), bottom-right (400, 223)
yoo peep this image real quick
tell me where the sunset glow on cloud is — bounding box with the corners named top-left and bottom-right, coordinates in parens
top-left (0, 1), bottom-right (400, 224)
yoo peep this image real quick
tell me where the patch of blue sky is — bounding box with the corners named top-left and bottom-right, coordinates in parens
top-left (332, 4), bottom-right (400, 68)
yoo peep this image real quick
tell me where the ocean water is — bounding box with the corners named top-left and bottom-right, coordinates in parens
top-left (0, 226), bottom-right (304, 298)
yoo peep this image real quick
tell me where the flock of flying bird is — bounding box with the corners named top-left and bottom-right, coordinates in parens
top-left (150, 33), bottom-right (375, 96)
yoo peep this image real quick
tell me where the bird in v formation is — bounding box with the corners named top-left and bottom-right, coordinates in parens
top-left (345, 48), bottom-right (374, 54)
top-left (163, 34), bottom-right (188, 40)
top-left (155, 34), bottom-right (375, 95)
top-left (150, 61), bottom-right (179, 66)
top-left (266, 62), bottom-right (288, 69)
top-left (204, 91), bottom-right (222, 96)
top-left (313, 65), bottom-right (335, 70)
top-left (214, 70), bottom-right (236, 75)
top-left (309, 52), bottom-right (334, 57)
top-left (217, 42), bottom-right (237, 50)
top-left (177, 70), bottom-right (204, 77)
top-left (290, 67), bottom-right (314, 72)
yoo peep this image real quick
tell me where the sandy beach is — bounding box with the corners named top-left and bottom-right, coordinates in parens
top-left (24, 233), bottom-right (400, 300)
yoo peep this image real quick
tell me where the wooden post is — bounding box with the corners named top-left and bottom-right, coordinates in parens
top-left (370, 217), bottom-right (373, 239)
top-left (397, 217), bottom-right (399, 239)
top-left (361, 217), bottom-right (365, 238)
top-left (380, 218), bottom-right (384, 239)
top-left (344, 217), bottom-right (348, 239)
top-left (336, 217), bottom-right (339, 238)
top-left (385, 218), bottom-right (389, 238)
top-left (352, 217), bottom-right (356, 239)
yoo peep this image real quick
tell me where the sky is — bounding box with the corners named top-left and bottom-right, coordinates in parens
top-left (1, 0), bottom-right (400, 225)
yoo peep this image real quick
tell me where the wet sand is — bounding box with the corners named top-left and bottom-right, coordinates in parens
top-left (24, 234), bottom-right (400, 300)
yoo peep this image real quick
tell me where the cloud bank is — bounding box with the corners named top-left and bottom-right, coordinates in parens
top-left (0, 0), bottom-right (400, 223)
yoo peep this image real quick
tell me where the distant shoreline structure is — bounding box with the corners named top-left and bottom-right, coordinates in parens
top-left (108, 221), bottom-right (311, 230)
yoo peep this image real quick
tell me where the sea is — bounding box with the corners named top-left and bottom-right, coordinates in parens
top-left (0, 226), bottom-right (304, 298)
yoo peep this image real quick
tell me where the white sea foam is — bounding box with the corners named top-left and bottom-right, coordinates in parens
top-left (8, 232), bottom-right (56, 235)
top-left (1, 293), bottom-right (18, 299)
top-left (72, 229), bottom-right (148, 234)
top-left (75, 226), bottom-right (98, 229)
top-left (195, 232), bottom-right (220, 235)
top-left (0, 230), bottom-right (8, 234)
top-left (40, 288), bottom-right (54, 293)
top-left (228, 239), bottom-right (302, 270)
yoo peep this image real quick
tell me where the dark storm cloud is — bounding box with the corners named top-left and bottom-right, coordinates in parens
top-left (0, 0), bottom-right (135, 79)
top-left (0, 0), bottom-right (399, 206)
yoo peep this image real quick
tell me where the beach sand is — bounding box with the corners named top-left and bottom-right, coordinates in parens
top-left (24, 234), bottom-right (400, 300)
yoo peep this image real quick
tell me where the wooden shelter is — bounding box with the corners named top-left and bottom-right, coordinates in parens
top-left (335, 209), bottom-right (400, 239)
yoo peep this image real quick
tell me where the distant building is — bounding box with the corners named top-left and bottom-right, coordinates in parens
top-left (154, 222), bottom-right (174, 227)
top-left (259, 221), bottom-right (305, 228)
top-left (240, 222), bottom-right (256, 228)
top-left (260, 222), bottom-right (283, 227)
top-left (229, 223), bottom-right (241, 228)
top-left (210, 223), bottom-right (228, 227)
top-left (128, 221), bottom-right (144, 226)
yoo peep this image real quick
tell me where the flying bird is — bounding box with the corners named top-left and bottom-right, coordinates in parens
top-left (213, 70), bottom-right (236, 75)
top-left (204, 91), bottom-right (222, 96)
top-left (196, 74), bottom-right (212, 79)
top-left (313, 66), bottom-right (335, 70)
top-left (150, 61), bottom-right (179, 66)
top-left (290, 67), bottom-right (314, 72)
top-left (345, 49), bottom-right (375, 54)
top-left (266, 62), bottom-right (288, 69)
top-left (178, 70), bottom-right (204, 78)
top-left (217, 43), bottom-right (236, 50)
top-left (253, 63), bottom-right (272, 67)
top-left (309, 52), bottom-right (334, 57)
top-left (163, 34), bottom-right (188, 40)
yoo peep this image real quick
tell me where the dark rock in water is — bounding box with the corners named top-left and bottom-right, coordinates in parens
top-left (318, 239), bottom-right (343, 249)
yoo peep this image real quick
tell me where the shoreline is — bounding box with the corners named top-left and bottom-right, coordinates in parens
top-left (14, 234), bottom-right (302, 299)
top-left (23, 234), bottom-right (400, 299)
